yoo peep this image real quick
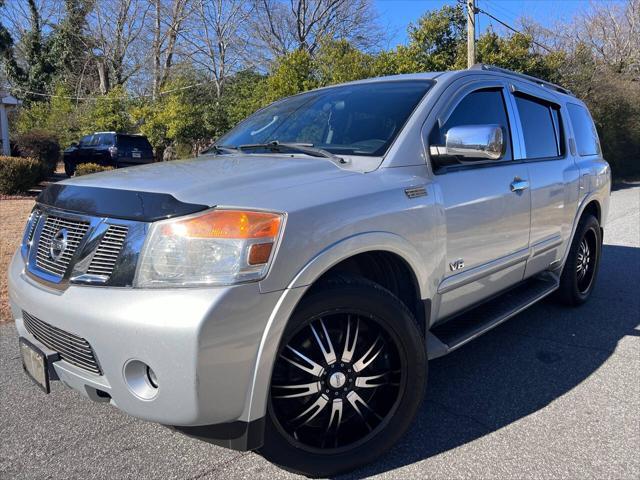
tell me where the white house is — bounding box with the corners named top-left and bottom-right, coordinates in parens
top-left (0, 92), bottom-right (20, 156)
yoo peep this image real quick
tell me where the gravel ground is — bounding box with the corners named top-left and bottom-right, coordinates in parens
top-left (0, 199), bottom-right (34, 323)
top-left (1, 186), bottom-right (638, 479)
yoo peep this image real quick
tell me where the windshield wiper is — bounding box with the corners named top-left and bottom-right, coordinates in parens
top-left (202, 144), bottom-right (239, 155)
top-left (238, 141), bottom-right (346, 163)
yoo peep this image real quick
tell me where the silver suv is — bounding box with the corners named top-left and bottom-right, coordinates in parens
top-left (9, 65), bottom-right (610, 476)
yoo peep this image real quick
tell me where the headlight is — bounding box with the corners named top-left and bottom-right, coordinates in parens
top-left (135, 209), bottom-right (284, 288)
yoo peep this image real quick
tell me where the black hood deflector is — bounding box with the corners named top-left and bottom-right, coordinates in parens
top-left (37, 184), bottom-right (210, 222)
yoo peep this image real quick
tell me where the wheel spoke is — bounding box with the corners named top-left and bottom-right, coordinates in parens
top-left (272, 381), bottom-right (321, 399)
top-left (341, 315), bottom-right (360, 363)
top-left (352, 335), bottom-right (384, 373)
top-left (355, 372), bottom-right (389, 388)
top-left (326, 398), bottom-right (343, 433)
top-left (281, 345), bottom-right (325, 377)
top-left (346, 391), bottom-right (383, 427)
top-left (310, 318), bottom-right (337, 365)
top-left (293, 394), bottom-right (329, 426)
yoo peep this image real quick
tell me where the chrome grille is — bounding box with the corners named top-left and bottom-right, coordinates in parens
top-left (27, 209), bottom-right (42, 243)
top-left (87, 225), bottom-right (129, 277)
top-left (35, 215), bottom-right (90, 277)
top-left (22, 311), bottom-right (102, 375)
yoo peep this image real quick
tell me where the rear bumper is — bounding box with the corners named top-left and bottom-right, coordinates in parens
top-left (8, 251), bottom-right (282, 432)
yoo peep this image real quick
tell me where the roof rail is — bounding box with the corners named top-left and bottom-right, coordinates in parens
top-left (470, 64), bottom-right (573, 96)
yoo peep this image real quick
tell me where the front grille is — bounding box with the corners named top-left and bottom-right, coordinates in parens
top-left (23, 311), bottom-right (102, 375)
top-left (87, 225), bottom-right (129, 277)
top-left (27, 209), bottom-right (42, 243)
top-left (35, 215), bottom-right (90, 277)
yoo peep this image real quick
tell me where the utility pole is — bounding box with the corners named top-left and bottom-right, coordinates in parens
top-left (467, 0), bottom-right (476, 68)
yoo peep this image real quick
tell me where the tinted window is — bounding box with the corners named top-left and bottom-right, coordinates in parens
top-left (429, 88), bottom-right (512, 164)
top-left (79, 135), bottom-right (93, 147)
top-left (567, 103), bottom-right (600, 156)
top-left (117, 135), bottom-right (152, 150)
top-left (98, 133), bottom-right (115, 146)
top-left (218, 81), bottom-right (431, 156)
top-left (515, 95), bottom-right (562, 159)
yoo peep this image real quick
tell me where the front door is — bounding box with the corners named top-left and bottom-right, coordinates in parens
top-left (427, 85), bottom-right (531, 320)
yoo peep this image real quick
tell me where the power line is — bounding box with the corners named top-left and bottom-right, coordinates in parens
top-left (2, 78), bottom-right (217, 102)
top-left (476, 6), bottom-right (554, 53)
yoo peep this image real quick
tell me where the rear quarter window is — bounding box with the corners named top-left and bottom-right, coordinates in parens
top-left (567, 103), bottom-right (601, 156)
top-left (117, 136), bottom-right (152, 150)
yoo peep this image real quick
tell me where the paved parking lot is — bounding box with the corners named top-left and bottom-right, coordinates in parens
top-left (1, 185), bottom-right (638, 479)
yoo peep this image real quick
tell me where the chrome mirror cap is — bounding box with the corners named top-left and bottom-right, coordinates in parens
top-left (439, 124), bottom-right (505, 161)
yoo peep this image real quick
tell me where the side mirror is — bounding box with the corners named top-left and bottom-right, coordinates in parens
top-left (431, 125), bottom-right (505, 161)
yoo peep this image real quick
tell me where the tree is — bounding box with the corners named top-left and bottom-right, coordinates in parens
top-left (186, 0), bottom-right (253, 98)
top-left (250, 0), bottom-right (381, 63)
top-left (87, 85), bottom-right (132, 132)
top-left (263, 49), bottom-right (317, 103)
top-left (315, 38), bottom-right (373, 85)
top-left (151, 0), bottom-right (192, 98)
top-left (0, 0), bottom-right (57, 103)
top-left (48, 0), bottom-right (93, 90)
top-left (89, 0), bottom-right (151, 93)
top-left (405, 4), bottom-right (466, 71)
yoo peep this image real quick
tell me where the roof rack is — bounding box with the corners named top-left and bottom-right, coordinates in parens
top-left (470, 64), bottom-right (573, 96)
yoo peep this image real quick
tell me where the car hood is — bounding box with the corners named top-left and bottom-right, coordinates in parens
top-left (58, 154), bottom-right (358, 211)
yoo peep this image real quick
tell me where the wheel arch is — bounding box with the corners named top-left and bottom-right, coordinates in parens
top-left (245, 232), bottom-right (431, 424)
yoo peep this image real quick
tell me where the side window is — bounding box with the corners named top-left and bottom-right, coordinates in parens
top-left (567, 103), bottom-right (601, 156)
top-left (514, 94), bottom-right (563, 159)
top-left (79, 135), bottom-right (93, 147)
top-left (429, 88), bottom-right (513, 169)
top-left (99, 133), bottom-right (115, 146)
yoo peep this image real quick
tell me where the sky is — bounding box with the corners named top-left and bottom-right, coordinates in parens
top-left (374, 0), bottom-right (620, 47)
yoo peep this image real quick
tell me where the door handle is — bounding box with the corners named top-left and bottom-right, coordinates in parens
top-left (510, 178), bottom-right (529, 192)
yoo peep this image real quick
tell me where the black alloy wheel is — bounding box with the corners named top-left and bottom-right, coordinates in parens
top-left (270, 312), bottom-right (402, 451)
top-left (557, 214), bottom-right (602, 305)
top-left (259, 276), bottom-right (426, 477)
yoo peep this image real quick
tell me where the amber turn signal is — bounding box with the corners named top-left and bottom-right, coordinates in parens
top-left (248, 243), bottom-right (274, 265)
top-left (163, 210), bottom-right (282, 239)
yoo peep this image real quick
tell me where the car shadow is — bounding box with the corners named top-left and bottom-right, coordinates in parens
top-left (342, 244), bottom-right (640, 479)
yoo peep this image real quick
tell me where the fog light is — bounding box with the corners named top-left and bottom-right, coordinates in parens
top-left (146, 366), bottom-right (158, 388)
top-left (123, 359), bottom-right (159, 400)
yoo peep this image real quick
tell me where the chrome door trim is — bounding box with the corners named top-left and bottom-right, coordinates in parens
top-left (437, 247), bottom-right (530, 294)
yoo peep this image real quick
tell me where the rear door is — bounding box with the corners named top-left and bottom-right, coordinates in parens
top-left (116, 135), bottom-right (154, 165)
top-left (506, 83), bottom-right (580, 278)
top-left (427, 80), bottom-right (532, 320)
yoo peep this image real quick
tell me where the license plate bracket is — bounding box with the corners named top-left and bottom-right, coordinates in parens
top-left (19, 338), bottom-right (58, 393)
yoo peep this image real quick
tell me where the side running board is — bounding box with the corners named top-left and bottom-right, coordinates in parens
top-left (427, 273), bottom-right (559, 360)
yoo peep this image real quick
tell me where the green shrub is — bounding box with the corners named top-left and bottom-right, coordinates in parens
top-left (11, 131), bottom-right (61, 177)
top-left (75, 163), bottom-right (115, 176)
top-left (0, 156), bottom-right (41, 195)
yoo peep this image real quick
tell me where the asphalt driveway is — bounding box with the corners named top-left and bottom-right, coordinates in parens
top-left (1, 185), bottom-right (638, 479)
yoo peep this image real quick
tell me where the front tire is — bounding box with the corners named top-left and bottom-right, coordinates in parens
top-left (556, 214), bottom-right (602, 305)
top-left (259, 277), bottom-right (426, 477)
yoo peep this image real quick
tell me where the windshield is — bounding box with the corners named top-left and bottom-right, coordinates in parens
top-left (218, 81), bottom-right (432, 157)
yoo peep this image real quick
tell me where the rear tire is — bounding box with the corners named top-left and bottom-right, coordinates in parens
top-left (556, 214), bottom-right (602, 306)
top-left (64, 162), bottom-right (75, 177)
top-left (258, 276), bottom-right (426, 477)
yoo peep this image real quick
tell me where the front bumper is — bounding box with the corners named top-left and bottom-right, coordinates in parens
top-left (8, 251), bottom-right (283, 432)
